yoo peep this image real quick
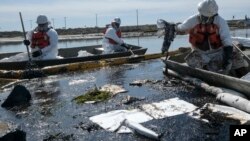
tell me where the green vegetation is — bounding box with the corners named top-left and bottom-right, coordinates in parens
top-left (73, 87), bottom-right (112, 104)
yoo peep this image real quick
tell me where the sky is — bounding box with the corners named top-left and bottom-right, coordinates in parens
top-left (0, 0), bottom-right (249, 31)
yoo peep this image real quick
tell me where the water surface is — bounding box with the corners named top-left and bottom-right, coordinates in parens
top-left (0, 28), bottom-right (249, 53)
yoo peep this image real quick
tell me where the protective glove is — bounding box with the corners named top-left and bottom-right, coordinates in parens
top-left (157, 19), bottom-right (176, 54)
top-left (237, 43), bottom-right (246, 51)
top-left (121, 43), bottom-right (131, 50)
top-left (23, 40), bottom-right (30, 46)
top-left (32, 50), bottom-right (42, 58)
top-left (223, 46), bottom-right (233, 71)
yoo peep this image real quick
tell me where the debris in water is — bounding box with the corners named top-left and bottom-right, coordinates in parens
top-left (140, 97), bottom-right (197, 119)
top-left (123, 119), bottom-right (160, 140)
top-left (1, 85), bottom-right (31, 109)
top-left (99, 84), bottom-right (127, 95)
top-left (89, 109), bottom-right (153, 132)
top-left (78, 122), bottom-right (101, 132)
top-left (68, 79), bottom-right (87, 85)
top-left (129, 80), bottom-right (149, 86)
top-left (129, 79), bottom-right (163, 87)
top-left (122, 96), bottom-right (145, 105)
top-left (199, 103), bottom-right (250, 124)
top-left (43, 133), bottom-right (74, 141)
top-left (72, 87), bottom-right (111, 104)
top-left (73, 84), bottom-right (127, 104)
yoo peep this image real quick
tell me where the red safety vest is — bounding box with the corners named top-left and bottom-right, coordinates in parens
top-left (31, 31), bottom-right (50, 48)
top-left (189, 23), bottom-right (222, 51)
top-left (104, 28), bottom-right (121, 45)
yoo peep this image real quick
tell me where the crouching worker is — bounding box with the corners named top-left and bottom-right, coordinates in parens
top-left (102, 17), bottom-right (131, 54)
top-left (23, 15), bottom-right (59, 60)
top-left (174, 0), bottom-right (248, 77)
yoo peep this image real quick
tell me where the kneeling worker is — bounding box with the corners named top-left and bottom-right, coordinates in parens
top-left (23, 15), bottom-right (59, 60)
top-left (174, 0), bottom-right (248, 77)
top-left (102, 17), bottom-right (130, 54)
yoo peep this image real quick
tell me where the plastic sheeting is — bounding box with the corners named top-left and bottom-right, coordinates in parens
top-left (90, 97), bottom-right (198, 133)
top-left (89, 109), bottom-right (153, 133)
top-left (141, 97), bottom-right (198, 119)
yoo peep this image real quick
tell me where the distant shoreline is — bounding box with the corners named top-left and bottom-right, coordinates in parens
top-left (0, 19), bottom-right (249, 44)
top-left (0, 31), bottom-right (156, 45)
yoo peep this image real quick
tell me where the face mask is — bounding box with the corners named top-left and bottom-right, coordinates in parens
top-left (115, 23), bottom-right (120, 28)
top-left (200, 15), bottom-right (214, 24)
top-left (37, 23), bottom-right (49, 31)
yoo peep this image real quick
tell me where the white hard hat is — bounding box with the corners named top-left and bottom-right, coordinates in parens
top-left (198, 0), bottom-right (218, 17)
top-left (112, 17), bottom-right (121, 24)
top-left (36, 15), bottom-right (50, 24)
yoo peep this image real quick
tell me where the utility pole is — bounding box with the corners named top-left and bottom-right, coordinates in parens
top-left (136, 9), bottom-right (140, 46)
top-left (64, 17), bottom-right (67, 29)
top-left (30, 20), bottom-right (32, 29)
top-left (136, 9), bottom-right (139, 28)
top-left (51, 18), bottom-right (55, 28)
top-left (95, 14), bottom-right (98, 27)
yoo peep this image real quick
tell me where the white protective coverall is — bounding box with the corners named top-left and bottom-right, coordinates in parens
top-left (0, 28), bottom-right (59, 62)
top-left (27, 28), bottom-right (59, 60)
top-left (176, 14), bottom-right (232, 71)
top-left (102, 25), bottom-right (126, 54)
top-left (176, 0), bottom-right (248, 72)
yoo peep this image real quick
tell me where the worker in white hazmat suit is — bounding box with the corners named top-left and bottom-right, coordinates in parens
top-left (23, 15), bottom-right (59, 60)
top-left (102, 17), bottom-right (130, 54)
top-left (174, 0), bottom-right (248, 77)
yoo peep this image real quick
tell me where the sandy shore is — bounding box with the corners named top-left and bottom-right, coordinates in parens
top-left (0, 32), bottom-right (155, 44)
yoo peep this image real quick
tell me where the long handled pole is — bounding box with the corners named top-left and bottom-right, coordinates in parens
top-left (121, 44), bottom-right (135, 56)
top-left (128, 48), bottom-right (135, 56)
top-left (19, 12), bottom-right (32, 61)
top-left (232, 42), bottom-right (250, 63)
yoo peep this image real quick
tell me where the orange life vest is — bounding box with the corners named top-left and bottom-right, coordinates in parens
top-left (31, 31), bottom-right (50, 49)
top-left (189, 23), bottom-right (222, 51)
top-left (107, 30), bottom-right (122, 45)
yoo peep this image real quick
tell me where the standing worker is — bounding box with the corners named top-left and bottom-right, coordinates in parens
top-left (23, 15), bottom-right (59, 60)
top-left (102, 17), bottom-right (130, 54)
top-left (173, 0), bottom-right (248, 77)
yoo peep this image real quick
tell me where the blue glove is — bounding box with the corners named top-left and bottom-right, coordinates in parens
top-left (157, 19), bottom-right (176, 54)
top-left (32, 50), bottom-right (42, 58)
top-left (23, 40), bottom-right (30, 46)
